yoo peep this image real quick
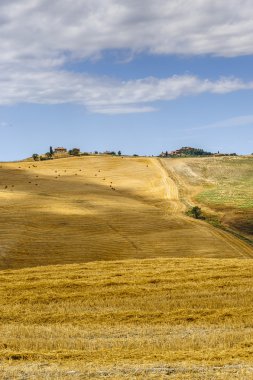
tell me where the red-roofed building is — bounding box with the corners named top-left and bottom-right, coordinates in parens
top-left (54, 147), bottom-right (67, 153)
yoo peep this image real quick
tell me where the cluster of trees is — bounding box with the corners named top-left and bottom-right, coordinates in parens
top-left (181, 148), bottom-right (212, 156)
top-left (32, 147), bottom-right (123, 160)
top-left (161, 147), bottom-right (240, 158)
top-left (68, 148), bottom-right (80, 156)
top-left (104, 151), bottom-right (122, 156)
top-left (166, 147), bottom-right (212, 157)
top-left (32, 146), bottom-right (54, 161)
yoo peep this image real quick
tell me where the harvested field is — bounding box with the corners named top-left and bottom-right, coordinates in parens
top-left (0, 156), bottom-right (252, 270)
top-left (0, 155), bottom-right (253, 379)
top-left (161, 156), bottom-right (253, 242)
top-left (1, 258), bottom-right (253, 379)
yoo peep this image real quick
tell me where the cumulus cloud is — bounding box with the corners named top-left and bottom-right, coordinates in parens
top-left (0, 69), bottom-right (252, 113)
top-left (1, 0), bottom-right (253, 69)
top-left (1, 1), bottom-right (253, 113)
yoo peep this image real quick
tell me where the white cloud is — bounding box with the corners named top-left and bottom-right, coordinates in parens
top-left (89, 105), bottom-right (157, 115)
top-left (1, 1), bottom-right (253, 113)
top-left (0, 69), bottom-right (252, 113)
top-left (1, 0), bottom-right (253, 70)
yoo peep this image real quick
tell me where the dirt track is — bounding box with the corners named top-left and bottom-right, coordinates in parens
top-left (157, 158), bottom-right (253, 258)
top-left (152, 158), bottom-right (182, 213)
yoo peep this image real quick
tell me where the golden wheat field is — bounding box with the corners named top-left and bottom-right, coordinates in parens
top-left (0, 155), bottom-right (252, 270)
top-left (1, 258), bottom-right (253, 379)
top-left (0, 155), bottom-right (253, 379)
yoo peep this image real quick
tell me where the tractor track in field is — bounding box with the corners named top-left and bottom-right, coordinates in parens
top-left (155, 158), bottom-right (253, 258)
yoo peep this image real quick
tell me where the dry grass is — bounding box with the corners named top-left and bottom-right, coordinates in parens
top-left (0, 156), bottom-right (252, 271)
top-left (162, 156), bottom-right (253, 241)
top-left (1, 258), bottom-right (253, 378)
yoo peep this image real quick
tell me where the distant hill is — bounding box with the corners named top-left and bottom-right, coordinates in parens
top-left (160, 146), bottom-right (213, 157)
top-left (160, 146), bottom-right (238, 157)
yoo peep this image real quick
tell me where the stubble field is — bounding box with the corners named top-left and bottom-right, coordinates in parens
top-left (1, 258), bottom-right (253, 379)
top-left (0, 155), bottom-right (252, 379)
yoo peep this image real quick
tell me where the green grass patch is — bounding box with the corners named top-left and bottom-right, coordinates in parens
top-left (196, 178), bottom-right (253, 210)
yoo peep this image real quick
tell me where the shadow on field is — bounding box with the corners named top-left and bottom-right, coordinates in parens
top-left (0, 165), bottom-right (252, 269)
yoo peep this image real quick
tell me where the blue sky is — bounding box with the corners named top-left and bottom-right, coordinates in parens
top-left (0, 1), bottom-right (253, 160)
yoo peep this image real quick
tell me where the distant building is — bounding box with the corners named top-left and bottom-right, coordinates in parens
top-left (160, 151), bottom-right (169, 157)
top-left (169, 147), bottom-right (195, 156)
top-left (53, 147), bottom-right (69, 158)
top-left (54, 147), bottom-right (67, 154)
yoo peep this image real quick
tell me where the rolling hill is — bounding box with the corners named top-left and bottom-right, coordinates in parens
top-left (0, 155), bottom-right (253, 379)
top-left (0, 155), bottom-right (252, 270)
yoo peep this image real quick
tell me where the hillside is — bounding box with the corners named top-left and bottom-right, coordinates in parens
top-left (162, 156), bottom-right (253, 242)
top-left (1, 258), bottom-right (253, 379)
top-left (1, 155), bottom-right (253, 379)
top-left (0, 156), bottom-right (252, 270)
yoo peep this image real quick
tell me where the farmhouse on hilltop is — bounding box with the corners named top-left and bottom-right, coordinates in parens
top-left (53, 147), bottom-right (69, 158)
top-left (54, 147), bottom-right (67, 153)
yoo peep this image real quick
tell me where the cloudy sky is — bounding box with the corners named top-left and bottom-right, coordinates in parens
top-left (1, 0), bottom-right (253, 159)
